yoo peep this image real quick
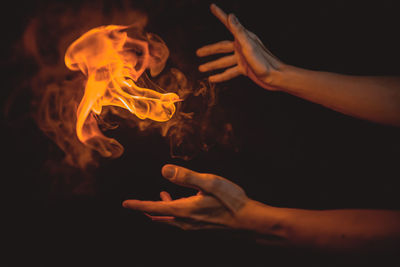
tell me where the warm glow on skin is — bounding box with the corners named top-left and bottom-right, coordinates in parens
top-left (197, 4), bottom-right (400, 126)
top-left (65, 25), bottom-right (180, 146)
top-left (123, 3), bottom-right (400, 253)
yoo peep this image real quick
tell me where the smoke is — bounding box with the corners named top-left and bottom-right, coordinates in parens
top-left (7, 0), bottom-right (236, 193)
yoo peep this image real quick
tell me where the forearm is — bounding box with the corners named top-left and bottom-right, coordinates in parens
top-left (287, 209), bottom-right (400, 251)
top-left (271, 65), bottom-right (400, 126)
top-left (239, 200), bottom-right (400, 252)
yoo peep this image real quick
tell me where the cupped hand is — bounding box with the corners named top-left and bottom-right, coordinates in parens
top-left (123, 164), bottom-right (250, 230)
top-left (197, 4), bottom-right (284, 90)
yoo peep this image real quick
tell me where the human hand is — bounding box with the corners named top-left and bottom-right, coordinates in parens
top-left (197, 4), bottom-right (284, 90)
top-left (122, 164), bottom-right (251, 230)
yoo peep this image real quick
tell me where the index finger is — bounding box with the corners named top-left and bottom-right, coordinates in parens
top-left (196, 40), bottom-right (234, 57)
top-left (210, 3), bottom-right (230, 31)
top-left (123, 197), bottom-right (192, 217)
top-left (123, 200), bottom-right (173, 215)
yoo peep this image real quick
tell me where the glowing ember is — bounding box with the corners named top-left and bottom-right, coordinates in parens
top-left (65, 25), bottom-right (180, 157)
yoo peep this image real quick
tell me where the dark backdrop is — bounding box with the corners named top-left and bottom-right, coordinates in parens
top-left (3, 0), bottom-right (400, 266)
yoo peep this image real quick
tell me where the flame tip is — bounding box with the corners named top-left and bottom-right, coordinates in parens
top-left (66, 23), bottom-right (181, 153)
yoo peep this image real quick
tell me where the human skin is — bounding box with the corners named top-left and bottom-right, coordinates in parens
top-left (123, 164), bottom-right (400, 252)
top-left (122, 4), bottom-right (400, 252)
top-left (196, 4), bottom-right (400, 127)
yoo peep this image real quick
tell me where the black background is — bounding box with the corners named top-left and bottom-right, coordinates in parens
top-left (3, 0), bottom-right (400, 266)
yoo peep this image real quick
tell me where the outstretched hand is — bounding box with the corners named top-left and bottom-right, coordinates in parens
top-left (197, 4), bottom-right (284, 90)
top-left (123, 164), bottom-right (250, 230)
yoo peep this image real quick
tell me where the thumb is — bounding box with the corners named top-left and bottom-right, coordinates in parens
top-left (227, 14), bottom-right (252, 52)
top-left (161, 164), bottom-right (214, 191)
top-left (161, 164), bottom-right (248, 212)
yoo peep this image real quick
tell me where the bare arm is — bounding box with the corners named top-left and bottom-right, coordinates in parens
top-left (241, 200), bottom-right (400, 252)
top-left (123, 165), bottom-right (400, 252)
top-left (276, 66), bottom-right (400, 126)
top-left (198, 4), bottom-right (400, 126)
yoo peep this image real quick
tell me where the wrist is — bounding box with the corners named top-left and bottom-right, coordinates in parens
top-left (235, 199), bottom-right (291, 239)
top-left (260, 63), bottom-right (293, 92)
top-left (264, 63), bottom-right (297, 91)
top-left (274, 64), bottom-right (318, 97)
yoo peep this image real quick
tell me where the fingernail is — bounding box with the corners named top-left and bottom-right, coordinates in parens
top-left (231, 14), bottom-right (239, 24)
top-left (162, 165), bottom-right (175, 179)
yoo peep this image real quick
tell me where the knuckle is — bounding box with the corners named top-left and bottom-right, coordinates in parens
top-left (235, 186), bottom-right (247, 200)
top-left (175, 167), bottom-right (186, 179)
top-left (173, 167), bottom-right (185, 182)
top-left (181, 169), bottom-right (196, 184)
top-left (207, 174), bottom-right (222, 192)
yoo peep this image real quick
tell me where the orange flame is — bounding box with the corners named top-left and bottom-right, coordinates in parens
top-left (64, 25), bottom-right (180, 157)
top-left (14, 3), bottom-right (235, 175)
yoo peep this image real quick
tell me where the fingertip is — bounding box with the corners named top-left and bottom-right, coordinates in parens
top-left (162, 163), bottom-right (176, 170)
top-left (196, 48), bottom-right (203, 57)
top-left (210, 3), bottom-right (217, 11)
top-left (198, 65), bottom-right (205, 72)
top-left (160, 191), bottom-right (172, 201)
top-left (162, 164), bottom-right (177, 179)
top-left (122, 200), bottom-right (131, 208)
top-left (210, 3), bottom-right (226, 21)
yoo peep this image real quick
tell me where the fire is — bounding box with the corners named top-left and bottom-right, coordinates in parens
top-left (15, 3), bottom-right (235, 174)
top-left (65, 25), bottom-right (180, 157)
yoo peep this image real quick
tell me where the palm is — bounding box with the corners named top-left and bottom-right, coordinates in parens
top-left (196, 4), bottom-right (282, 91)
top-left (149, 192), bottom-right (234, 230)
top-left (123, 164), bottom-right (249, 231)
